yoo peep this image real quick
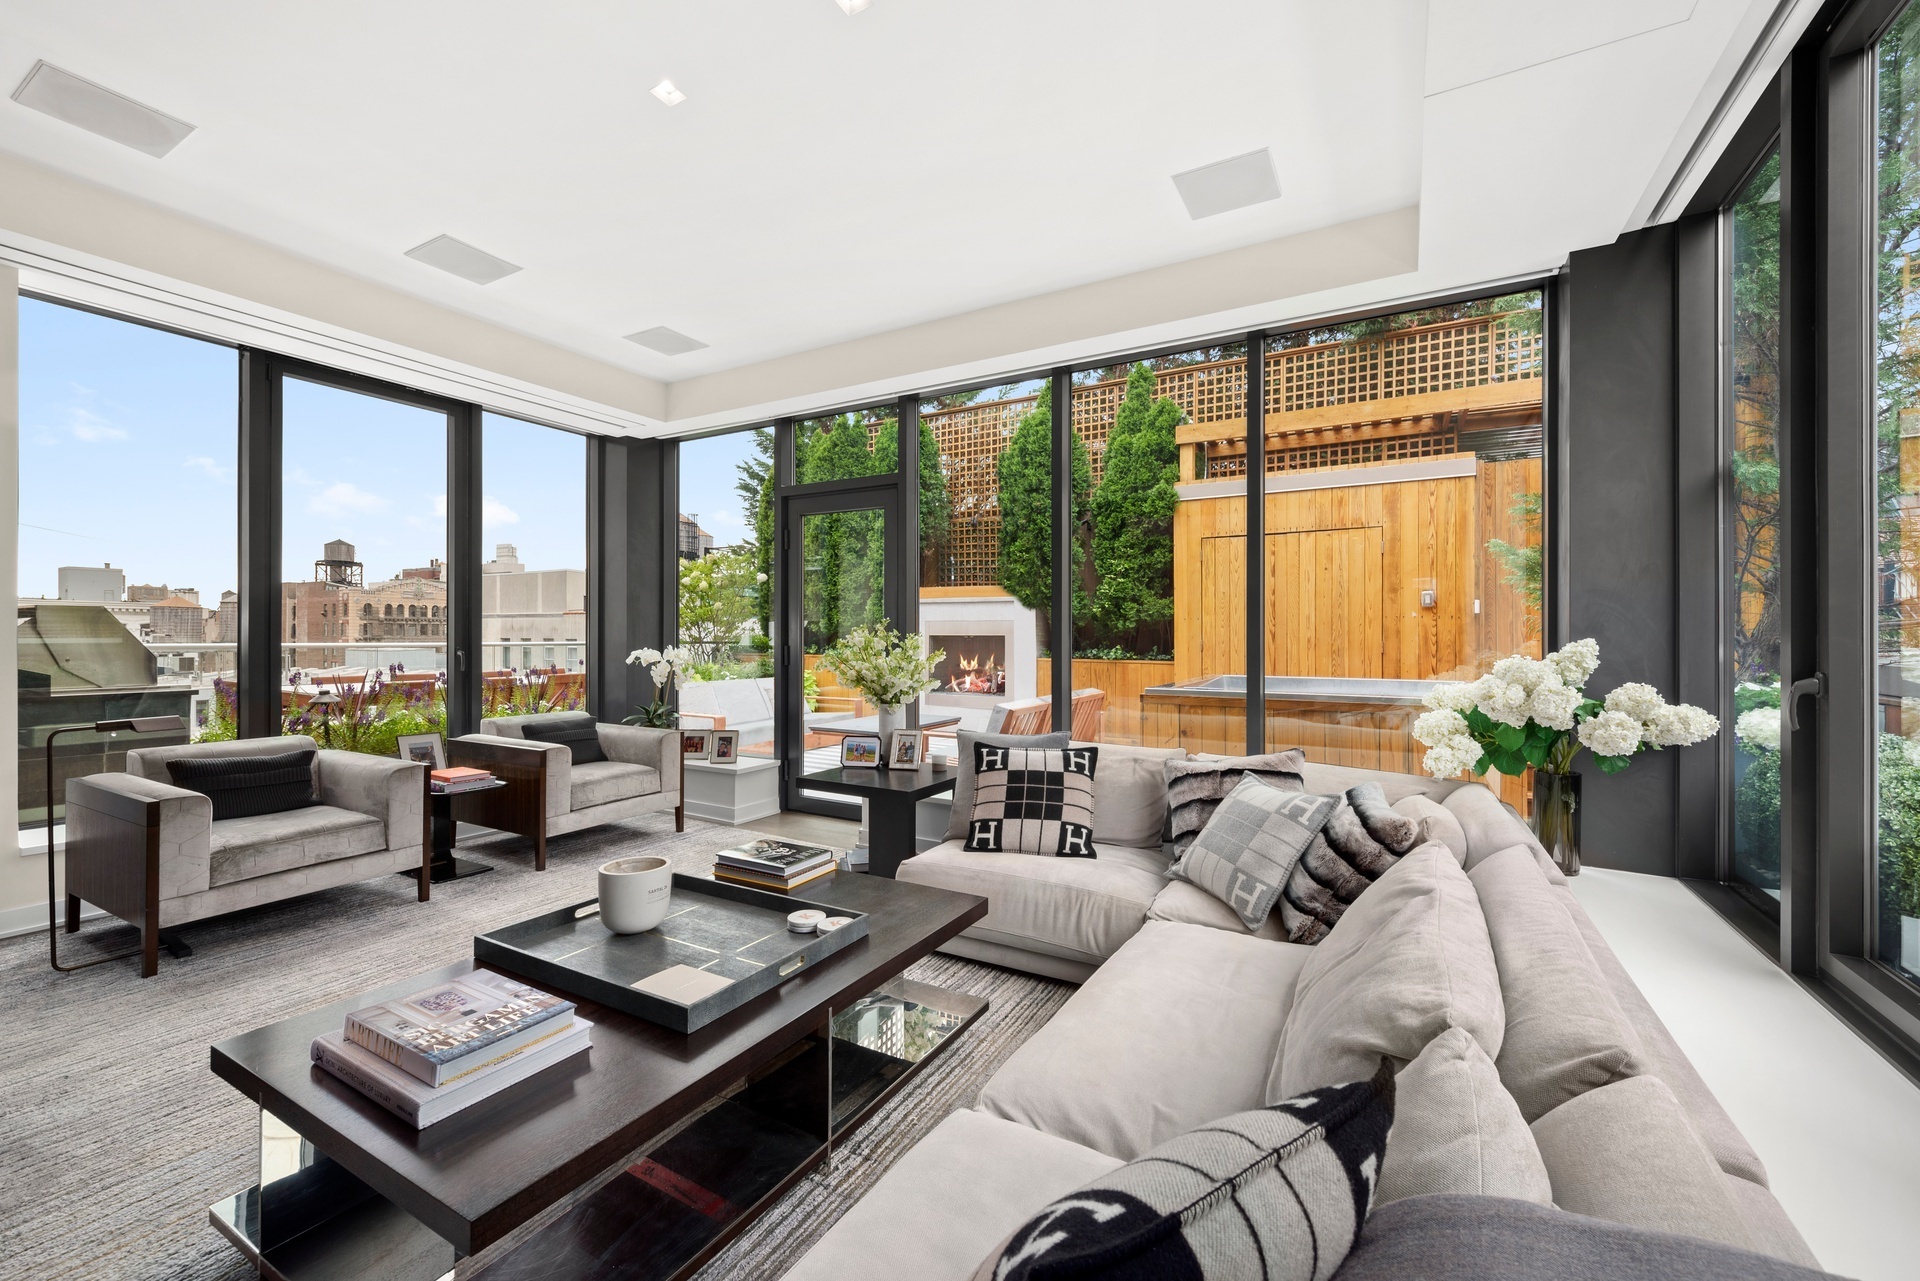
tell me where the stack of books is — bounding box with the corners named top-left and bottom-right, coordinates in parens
top-left (430, 766), bottom-right (496, 794)
top-left (712, 839), bottom-right (837, 893)
top-left (310, 970), bottom-right (590, 1128)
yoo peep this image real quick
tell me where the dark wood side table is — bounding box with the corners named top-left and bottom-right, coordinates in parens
top-left (401, 778), bottom-right (507, 885)
top-left (797, 766), bottom-right (956, 878)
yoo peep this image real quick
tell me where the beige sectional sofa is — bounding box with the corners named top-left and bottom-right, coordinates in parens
top-left (787, 745), bottom-right (1821, 1279)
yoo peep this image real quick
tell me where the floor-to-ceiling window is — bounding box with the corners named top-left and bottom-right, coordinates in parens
top-left (16, 298), bottom-right (232, 832)
top-left (793, 407), bottom-right (898, 729)
top-left (1728, 146), bottom-right (1785, 910)
top-left (1874, 4), bottom-right (1920, 983)
top-left (480, 412), bottom-right (587, 720)
top-left (677, 428), bottom-right (774, 757)
top-left (278, 377), bottom-right (450, 755)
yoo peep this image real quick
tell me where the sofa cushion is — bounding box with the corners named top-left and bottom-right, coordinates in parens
top-left (208, 805), bottom-right (387, 886)
top-left (1333, 1195), bottom-right (1835, 1281)
top-left (898, 840), bottom-right (1166, 966)
top-left (1554, 884), bottom-right (1770, 1186)
top-left (1724, 1171), bottom-right (1823, 1269)
top-left (1146, 877), bottom-right (1285, 940)
top-left (518, 715), bottom-right (608, 764)
top-left (1068, 739), bottom-right (1186, 850)
top-left (166, 750), bottom-right (318, 821)
top-left (1444, 783), bottom-right (1563, 881)
top-left (1394, 794), bottom-right (1468, 865)
top-left (1298, 760), bottom-right (1463, 804)
top-left (125, 734), bottom-right (321, 784)
top-left (943, 729), bottom-right (1070, 840)
top-left (569, 760), bottom-right (661, 810)
top-left (961, 744), bottom-right (1098, 857)
top-left (1281, 784), bottom-right (1427, 944)
top-left (480, 711), bottom-right (592, 741)
top-left (1164, 749), bottom-right (1306, 854)
top-left (978, 1067), bottom-right (1393, 1281)
top-left (1469, 847), bottom-right (1644, 1121)
top-left (979, 920), bottom-right (1314, 1159)
top-left (1166, 775), bottom-right (1336, 929)
top-left (1375, 1027), bottom-right (1551, 1207)
top-left (779, 1108), bottom-right (1122, 1281)
top-left (1530, 1075), bottom-right (1757, 1255)
top-left (1271, 846), bottom-right (1504, 1099)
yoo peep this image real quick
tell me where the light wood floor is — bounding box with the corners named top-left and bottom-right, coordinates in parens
top-left (747, 808), bottom-right (862, 848)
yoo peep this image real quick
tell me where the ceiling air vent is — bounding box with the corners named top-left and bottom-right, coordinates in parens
top-left (403, 235), bottom-right (523, 285)
top-left (625, 327), bottom-right (709, 356)
top-left (1171, 148), bottom-right (1281, 220)
top-left (11, 61), bottom-right (195, 158)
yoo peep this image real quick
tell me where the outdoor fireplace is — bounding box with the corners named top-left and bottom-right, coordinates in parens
top-left (930, 635), bottom-right (1007, 698)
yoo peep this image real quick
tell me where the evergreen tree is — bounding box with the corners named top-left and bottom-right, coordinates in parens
top-left (995, 388), bottom-right (1091, 637)
top-left (735, 428), bottom-right (775, 637)
top-left (799, 417), bottom-right (887, 647)
top-left (1090, 363), bottom-right (1181, 650)
top-left (874, 419), bottom-right (951, 579)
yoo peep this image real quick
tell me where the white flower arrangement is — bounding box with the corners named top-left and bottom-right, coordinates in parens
top-left (819, 624), bottom-right (944, 712)
top-left (1411, 638), bottom-right (1720, 779)
top-left (623, 645), bottom-right (691, 727)
top-left (1734, 706), bottom-right (1782, 752)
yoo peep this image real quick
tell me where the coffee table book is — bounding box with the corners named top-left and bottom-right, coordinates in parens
top-left (711, 863), bottom-right (836, 894)
top-left (312, 1019), bottom-right (593, 1128)
top-left (714, 838), bottom-right (835, 875)
top-left (345, 970), bottom-right (574, 1086)
top-left (473, 874), bottom-right (870, 1033)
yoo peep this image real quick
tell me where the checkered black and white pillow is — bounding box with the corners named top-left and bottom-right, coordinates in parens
top-left (962, 743), bottom-right (1099, 857)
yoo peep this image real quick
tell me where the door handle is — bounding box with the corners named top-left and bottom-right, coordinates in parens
top-left (1788, 673), bottom-right (1824, 732)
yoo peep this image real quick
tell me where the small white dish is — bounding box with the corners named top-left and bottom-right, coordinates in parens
top-left (817, 916), bottom-right (854, 934)
top-left (787, 909), bottom-right (826, 934)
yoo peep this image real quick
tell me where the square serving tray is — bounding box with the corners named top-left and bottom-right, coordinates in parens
top-left (473, 873), bottom-right (870, 1033)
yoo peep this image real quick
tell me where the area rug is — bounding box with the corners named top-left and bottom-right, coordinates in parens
top-left (0, 817), bottom-right (1074, 1281)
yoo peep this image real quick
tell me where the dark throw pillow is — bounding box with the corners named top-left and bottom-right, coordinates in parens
top-left (982, 1062), bottom-right (1395, 1281)
top-left (1278, 783), bottom-right (1428, 945)
top-left (1167, 774), bottom-right (1338, 930)
top-left (945, 729), bottom-right (1071, 841)
top-left (1163, 749), bottom-right (1308, 854)
top-left (963, 743), bottom-right (1098, 857)
top-left (167, 751), bottom-right (318, 821)
top-left (518, 716), bottom-right (608, 765)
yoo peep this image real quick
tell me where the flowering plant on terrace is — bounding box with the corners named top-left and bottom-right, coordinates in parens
top-left (1412, 638), bottom-right (1720, 779)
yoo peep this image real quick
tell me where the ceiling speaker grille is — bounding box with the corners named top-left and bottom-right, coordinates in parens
top-left (625, 327), bottom-right (709, 356)
top-left (1171, 148), bottom-right (1281, 220)
top-left (11, 61), bottom-right (195, 158)
top-left (403, 235), bottom-right (522, 285)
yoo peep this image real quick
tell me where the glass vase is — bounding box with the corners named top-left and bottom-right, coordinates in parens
top-left (1531, 771), bottom-right (1582, 877)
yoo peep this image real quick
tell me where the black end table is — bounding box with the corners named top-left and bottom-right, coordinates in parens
top-left (797, 766), bottom-right (956, 878)
top-left (401, 778), bottom-right (507, 885)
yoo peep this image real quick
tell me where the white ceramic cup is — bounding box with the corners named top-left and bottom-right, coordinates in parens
top-left (598, 856), bottom-right (673, 934)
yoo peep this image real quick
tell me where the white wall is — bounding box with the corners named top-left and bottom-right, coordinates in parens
top-left (0, 268), bottom-right (36, 929)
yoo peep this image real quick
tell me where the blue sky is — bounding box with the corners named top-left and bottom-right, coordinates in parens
top-left (19, 298), bottom-right (586, 600)
top-left (677, 430), bottom-right (760, 550)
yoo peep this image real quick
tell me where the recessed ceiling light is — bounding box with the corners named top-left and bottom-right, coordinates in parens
top-left (403, 235), bottom-right (523, 285)
top-left (1171, 148), bottom-right (1282, 221)
top-left (651, 79), bottom-right (686, 106)
top-left (10, 61), bottom-right (195, 158)
top-left (625, 327), bottom-right (709, 356)
top-left (835, 0), bottom-right (873, 13)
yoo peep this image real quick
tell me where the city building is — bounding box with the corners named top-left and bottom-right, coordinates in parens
top-left (5, 9), bottom-right (1920, 1281)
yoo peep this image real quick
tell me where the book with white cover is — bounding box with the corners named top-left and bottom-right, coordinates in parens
top-left (714, 839), bottom-right (835, 876)
top-left (344, 970), bottom-right (574, 1086)
top-left (311, 1017), bottom-right (592, 1128)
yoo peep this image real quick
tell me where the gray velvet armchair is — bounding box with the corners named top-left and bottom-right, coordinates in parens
top-left (62, 735), bottom-right (429, 977)
top-left (447, 712), bottom-right (682, 870)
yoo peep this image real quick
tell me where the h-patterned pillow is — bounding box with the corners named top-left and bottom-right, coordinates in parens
top-left (1168, 773), bottom-right (1339, 930)
top-left (978, 1062), bottom-right (1394, 1281)
top-left (963, 743), bottom-right (1099, 857)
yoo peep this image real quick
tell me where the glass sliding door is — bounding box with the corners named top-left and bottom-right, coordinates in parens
top-left (1728, 147), bottom-right (1785, 910)
top-left (1875, 6), bottom-right (1920, 984)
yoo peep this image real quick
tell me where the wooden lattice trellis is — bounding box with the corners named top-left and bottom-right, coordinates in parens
top-left (918, 311), bottom-right (1542, 587)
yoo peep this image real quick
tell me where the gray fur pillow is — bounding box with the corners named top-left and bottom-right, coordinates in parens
top-left (1278, 782), bottom-right (1427, 944)
top-left (1162, 749), bottom-right (1307, 853)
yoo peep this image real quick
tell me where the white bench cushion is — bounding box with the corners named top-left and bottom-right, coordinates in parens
top-left (569, 760), bottom-right (660, 810)
top-left (208, 805), bottom-right (387, 886)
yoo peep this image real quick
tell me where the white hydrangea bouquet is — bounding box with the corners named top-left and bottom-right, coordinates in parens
top-left (820, 623), bottom-right (943, 712)
top-left (623, 645), bottom-right (690, 728)
top-left (1412, 638), bottom-right (1720, 780)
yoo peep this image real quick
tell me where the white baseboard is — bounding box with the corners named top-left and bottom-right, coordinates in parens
top-left (0, 898), bottom-right (105, 940)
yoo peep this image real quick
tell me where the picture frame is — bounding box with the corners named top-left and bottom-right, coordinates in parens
top-left (681, 730), bottom-right (713, 760)
top-left (839, 734), bottom-right (882, 769)
top-left (395, 733), bottom-right (446, 770)
top-left (887, 729), bottom-right (922, 770)
top-left (710, 730), bottom-right (740, 763)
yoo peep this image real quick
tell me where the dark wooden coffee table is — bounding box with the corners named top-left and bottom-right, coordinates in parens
top-left (207, 872), bottom-right (988, 1281)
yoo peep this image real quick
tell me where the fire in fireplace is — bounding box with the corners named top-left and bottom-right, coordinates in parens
top-left (930, 635), bottom-right (1007, 697)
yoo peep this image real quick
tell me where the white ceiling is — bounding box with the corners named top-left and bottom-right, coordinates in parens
top-left (0, 0), bottom-right (1803, 429)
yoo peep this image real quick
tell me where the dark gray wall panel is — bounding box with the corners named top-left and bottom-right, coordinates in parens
top-left (1566, 224), bottom-right (1680, 876)
top-left (587, 436), bottom-right (677, 723)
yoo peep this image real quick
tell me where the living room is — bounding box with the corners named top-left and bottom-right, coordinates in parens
top-left (3, 3), bottom-right (1919, 1280)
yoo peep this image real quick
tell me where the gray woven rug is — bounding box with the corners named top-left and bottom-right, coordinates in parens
top-left (0, 817), bottom-right (1073, 1281)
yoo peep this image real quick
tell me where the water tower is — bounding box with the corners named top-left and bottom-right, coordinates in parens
top-left (315, 539), bottom-right (363, 587)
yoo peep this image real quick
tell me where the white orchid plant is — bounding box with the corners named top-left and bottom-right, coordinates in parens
top-left (819, 624), bottom-right (943, 712)
top-left (1412, 638), bottom-right (1720, 779)
top-left (623, 645), bottom-right (691, 728)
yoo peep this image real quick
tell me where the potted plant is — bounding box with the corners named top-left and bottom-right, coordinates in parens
top-left (819, 624), bottom-right (943, 752)
top-left (1410, 639), bottom-right (1720, 875)
top-left (623, 646), bottom-right (689, 728)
